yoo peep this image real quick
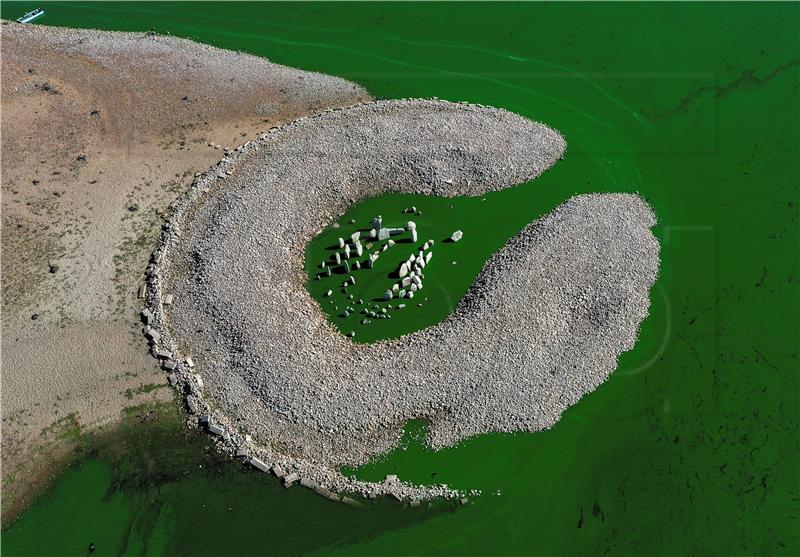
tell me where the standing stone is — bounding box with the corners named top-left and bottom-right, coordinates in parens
top-left (451, 230), bottom-right (463, 242)
top-left (338, 237), bottom-right (345, 248)
top-left (399, 262), bottom-right (409, 278)
top-left (369, 229), bottom-right (377, 239)
top-left (411, 229), bottom-right (418, 243)
top-left (324, 290), bottom-right (333, 297)
top-left (351, 231), bottom-right (361, 243)
top-left (371, 216), bottom-right (382, 229)
top-left (354, 260), bottom-right (361, 270)
top-left (344, 244), bottom-right (351, 259)
top-left (383, 289), bottom-right (393, 301)
top-left (406, 221), bottom-right (416, 230)
top-left (343, 260), bottom-right (351, 273)
top-left (355, 242), bottom-right (363, 256)
top-left (378, 228), bottom-right (390, 241)
top-left (335, 252), bottom-right (341, 264)
top-left (425, 252), bottom-right (433, 263)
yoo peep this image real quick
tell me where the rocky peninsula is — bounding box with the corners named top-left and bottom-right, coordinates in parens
top-left (146, 99), bottom-right (660, 501)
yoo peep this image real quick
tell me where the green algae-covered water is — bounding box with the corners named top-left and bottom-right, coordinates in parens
top-left (3, 2), bottom-right (798, 555)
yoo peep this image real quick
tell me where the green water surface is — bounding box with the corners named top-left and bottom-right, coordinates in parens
top-left (2, 2), bottom-right (798, 556)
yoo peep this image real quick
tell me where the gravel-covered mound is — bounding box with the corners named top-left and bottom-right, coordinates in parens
top-left (151, 99), bottom-right (659, 499)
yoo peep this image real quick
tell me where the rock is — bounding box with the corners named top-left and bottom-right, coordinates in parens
top-left (324, 290), bottom-right (332, 297)
top-left (451, 230), bottom-right (463, 242)
top-left (249, 457), bottom-right (270, 473)
top-left (186, 356), bottom-right (195, 368)
top-left (406, 221), bottom-right (416, 230)
top-left (371, 216), bottom-right (382, 229)
top-left (354, 261), bottom-right (361, 270)
top-left (383, 289), bottom-right (393, 300)
top-left (398, 304), bottom-right (406, 309)
top-left (401, 277), bottom-right (411, 287)
top-left (411, 229), bottom-right (418, 243)
top-left (407, 291), bottom-right (415, 299)
top-left (355, 243), bottom-right (363, 256)
top-left (378, 228), bottom-right (390, 241)
top-left (351, 231), bottom-right (361, 243)
top-left (422, 241), bottom-right (429, 250)
top-left (343, 260), bottom-right (351, 272)
top-left (335, 252), bottom-right (341, 265)
top-left (392, 284), bottom-right (400, 292)
top-left (389, 227), bottom-right (404, 236)
top-left (338, 237), bottom-right (345, 248)
top-left (272, 464), bottom-right (286, 478)
top-left (399, 262), bottom-right (409, 278)
top-left (369, 229), bottom-right (377, 239)
top-left (399, 290), bottom-right (406, 298)
top-left (344, 244), bottom-right (351, 259)
top-left (425, 252), bottom-right (432, 263)
top-left (387, 239), bottom-right (395, 247)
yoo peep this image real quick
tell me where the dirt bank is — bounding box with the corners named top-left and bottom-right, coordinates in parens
top-left (0, 21), bottom-right (369, 520)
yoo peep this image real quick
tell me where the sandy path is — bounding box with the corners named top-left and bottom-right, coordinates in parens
top-left (0, 21), bottom-right (369, 519)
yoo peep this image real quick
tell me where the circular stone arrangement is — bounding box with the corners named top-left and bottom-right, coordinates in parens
top-left (144, 99), bottom-right (660, 501)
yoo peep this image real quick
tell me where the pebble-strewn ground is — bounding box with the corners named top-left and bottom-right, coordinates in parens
top-left (153, 99), bottom-right (659, 499)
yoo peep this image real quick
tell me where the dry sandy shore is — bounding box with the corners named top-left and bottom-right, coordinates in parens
top-left (151, 99), bottom-right (660, 500)
top-left (0, 21), bottom-right (369, 519)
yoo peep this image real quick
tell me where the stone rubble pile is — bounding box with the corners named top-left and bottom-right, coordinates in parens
top-left (142, 99), bottom-right (659, 504)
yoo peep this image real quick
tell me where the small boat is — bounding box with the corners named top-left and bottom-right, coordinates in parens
top-left (17, 8), bottom-right (44, 23)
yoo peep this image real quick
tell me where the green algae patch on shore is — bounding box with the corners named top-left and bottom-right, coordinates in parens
top-left (304, 178), bottom-right (568, 343)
